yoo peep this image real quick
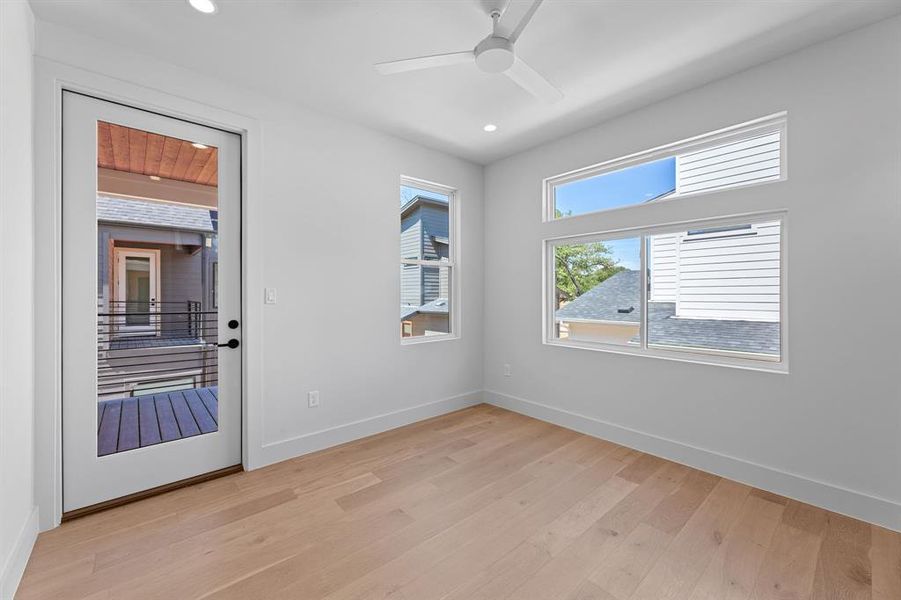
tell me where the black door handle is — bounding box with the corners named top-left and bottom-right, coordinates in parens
top-left (218, 338), bottom-right (240, 349)
top-left (228, 319), bottom-right (239, 329)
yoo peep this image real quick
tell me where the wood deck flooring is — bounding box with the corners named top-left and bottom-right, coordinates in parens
top-left (18, 404), bottom-right (901, 599)
top-left (97, 386), bottom-right (218, 456)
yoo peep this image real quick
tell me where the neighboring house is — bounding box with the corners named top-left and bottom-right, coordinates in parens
top-left (557, 220), bottom-right (781, 357)
top-left (400, 195), bottom-right (450, 337)
top-left (97, 195), bottom-right (218, 400)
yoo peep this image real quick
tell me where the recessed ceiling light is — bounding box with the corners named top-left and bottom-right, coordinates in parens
top-left (187, 0), bottom-right (217, 15)
top-left (149, 175), bottom-right (161, 181)
top-left (483, 124), bottom-right (498, 132)
top-left (191, 142), bottom-right (209, 149)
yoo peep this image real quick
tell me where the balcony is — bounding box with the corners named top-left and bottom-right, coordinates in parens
top-left (97, 300), bottom-right (219, 455)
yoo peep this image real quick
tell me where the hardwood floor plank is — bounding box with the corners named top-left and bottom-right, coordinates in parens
top-left (750, 521), bottom-right (822, 600)
top-left (871, 525), bottom-right (901, 600)
top-left (566, 580), bottom-right (618, 600)
top-left (380, 457), bottom-right (626, 600)
top-left (17, 405), bottom-right (900, 600)
top-left (588, 522), bottom-right (673, 599)
top-left (811, 512), bottom-right (873, 599)
top-left (441, 460), bottom-right (636, 600)
top-left (629, 479), bottom-right (752, 600)
top-left (501, 462), bottom-right (690, 600)
top-left (687, 494), bottom-right (785, 600)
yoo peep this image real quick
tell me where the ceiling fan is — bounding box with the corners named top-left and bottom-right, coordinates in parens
top-left (374, 0), bottom-right (563, 103)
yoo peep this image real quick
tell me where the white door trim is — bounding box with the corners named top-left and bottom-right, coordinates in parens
top-left (33, 57), bottom-right (264, 530)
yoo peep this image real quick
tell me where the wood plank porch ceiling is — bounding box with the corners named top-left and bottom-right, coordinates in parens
top-left (97, 121), bottom-right (218, 187)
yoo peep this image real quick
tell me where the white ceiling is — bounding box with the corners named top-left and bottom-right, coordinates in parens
top-left (29, 0), bottom-right (901, 164)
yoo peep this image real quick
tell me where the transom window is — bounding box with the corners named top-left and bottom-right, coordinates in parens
top-left (400, 177), bottom-right (458, 343)
top-left (546, 113), bottom-right (786, 220)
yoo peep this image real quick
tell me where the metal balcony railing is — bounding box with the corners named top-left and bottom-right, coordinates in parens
top-left (97, 300), bottom-right (219, 400)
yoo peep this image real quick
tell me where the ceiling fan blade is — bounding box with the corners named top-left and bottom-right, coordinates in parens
top-left (374, 51), bottom-right (474, 75)
top-left (497, 0), bottom-right (544, 43)
top-left (505, 55), bottom-right (563, 103)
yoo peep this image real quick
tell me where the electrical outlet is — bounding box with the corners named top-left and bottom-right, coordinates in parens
top-left (265, 287), bottom-right (277, 304)
top-left (503, 364), bottom-right (512, 377)
top-left (308, 390), bottom-right (320, 408)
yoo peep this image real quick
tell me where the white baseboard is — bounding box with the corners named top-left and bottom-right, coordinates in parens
top-left (485, 390), bottom-right (901, 532)
top-left (0, 506), bottom-right (39, 600)
top-left (256, 391), bottom-right (484, 468)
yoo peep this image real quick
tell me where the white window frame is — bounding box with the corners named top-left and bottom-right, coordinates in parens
top-left (543, 211), bottom-right (788, 373)
top-left (544, 112), bottom-right (787, 222)
top-left (400, 176), bottom-right (460, 345)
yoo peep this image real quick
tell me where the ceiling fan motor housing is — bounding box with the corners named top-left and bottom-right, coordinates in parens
top-left (474, 36), bottom-right (515, 73)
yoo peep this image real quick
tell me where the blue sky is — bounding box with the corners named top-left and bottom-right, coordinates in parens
top-left (555, 157), bottom-right (675, 217)
top-left (602, 237), bottom-right (641, 270)
top-left (401, 184), bottom-right (448, 206)
top-left (556, 157), bottom-right (676, 270)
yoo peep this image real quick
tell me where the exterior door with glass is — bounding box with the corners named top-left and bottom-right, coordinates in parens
top-left (61, 91), bottom-right (242, 513)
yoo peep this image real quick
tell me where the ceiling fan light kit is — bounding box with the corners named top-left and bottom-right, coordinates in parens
top-left (474, 36), bottom-right (515, 73)
top-left (374, 0), bottom-right (562, 103)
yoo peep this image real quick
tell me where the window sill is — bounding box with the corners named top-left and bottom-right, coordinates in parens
top-left (543, 339), bottom-right (788, 374)
top-left (401, 333), bottom-right (460, 346)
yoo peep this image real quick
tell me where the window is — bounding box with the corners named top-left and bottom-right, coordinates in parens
top-left (546, 113), bottom-right (786, 220)
top-left (400, 177), bottom-right (457, 342)
top-left (547, 214), bottom-right (785, 368)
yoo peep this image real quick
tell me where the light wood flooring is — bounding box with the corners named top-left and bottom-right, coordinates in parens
top-left (17, 404), bottom-right (901, 599)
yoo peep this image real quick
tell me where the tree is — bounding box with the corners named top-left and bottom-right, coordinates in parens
top-left (553, 209), bottom-right (623, 304)
top-left (555, 242), bottom-right (623, 304)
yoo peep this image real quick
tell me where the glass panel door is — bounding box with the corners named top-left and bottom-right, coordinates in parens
top-left (62, 92), bottom-right (242, 512)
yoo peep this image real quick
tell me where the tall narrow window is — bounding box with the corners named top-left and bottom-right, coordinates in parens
top-left (400, 178), bottom-right (457, 342)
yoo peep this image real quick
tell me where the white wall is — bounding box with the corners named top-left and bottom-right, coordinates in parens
top-left (32, 21), bottom-right (484, 528)
top-left (0, 0), bottom-right (39, 596)
top-left (484, 17), bottom-right (901, 530)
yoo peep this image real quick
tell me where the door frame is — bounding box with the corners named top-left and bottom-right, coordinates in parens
top-left (33, 58), bottom-right (264, 530)
top-left (112, 247), bottom-right (161, 336)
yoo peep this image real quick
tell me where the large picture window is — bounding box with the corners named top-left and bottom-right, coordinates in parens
top-left (547, 214), bottom-right (785, 369)
top-left (400, 177), bottom-right (457, 342)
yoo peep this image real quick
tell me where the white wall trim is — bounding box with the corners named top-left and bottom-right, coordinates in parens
top-left (0, 506), bottom-right (39, 600)
top-left (484, 389), bottom-right (901, 532)
top-left (257, 391), bottom-right (484, 467)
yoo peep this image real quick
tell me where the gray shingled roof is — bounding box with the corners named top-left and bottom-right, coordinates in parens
top-left (401, 298), bottom-right (449, 320)
top-left (97, 196), bottom-right (214, 232)
top-left (556, 270), bottom-right (640, 323)
top-left (556, 269), bottom-right (779, 355)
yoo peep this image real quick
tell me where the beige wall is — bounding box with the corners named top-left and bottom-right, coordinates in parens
top-left (406, 313), bottom-right (450, 338)
top-left (564, 321), bottom-right (639, 346)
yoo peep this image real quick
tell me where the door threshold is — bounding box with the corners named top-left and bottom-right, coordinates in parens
top-left (61, 464), bottom-right (243, 522)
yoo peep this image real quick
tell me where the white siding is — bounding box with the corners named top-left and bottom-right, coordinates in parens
top-left (649, 233), bottom-right (679, 302)
top-left (649, 220), bottom-right (781, 321)
top-left (675, 220), bottom-right (781, 321)
top-left (676, 130), bottom-right (782, 195)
